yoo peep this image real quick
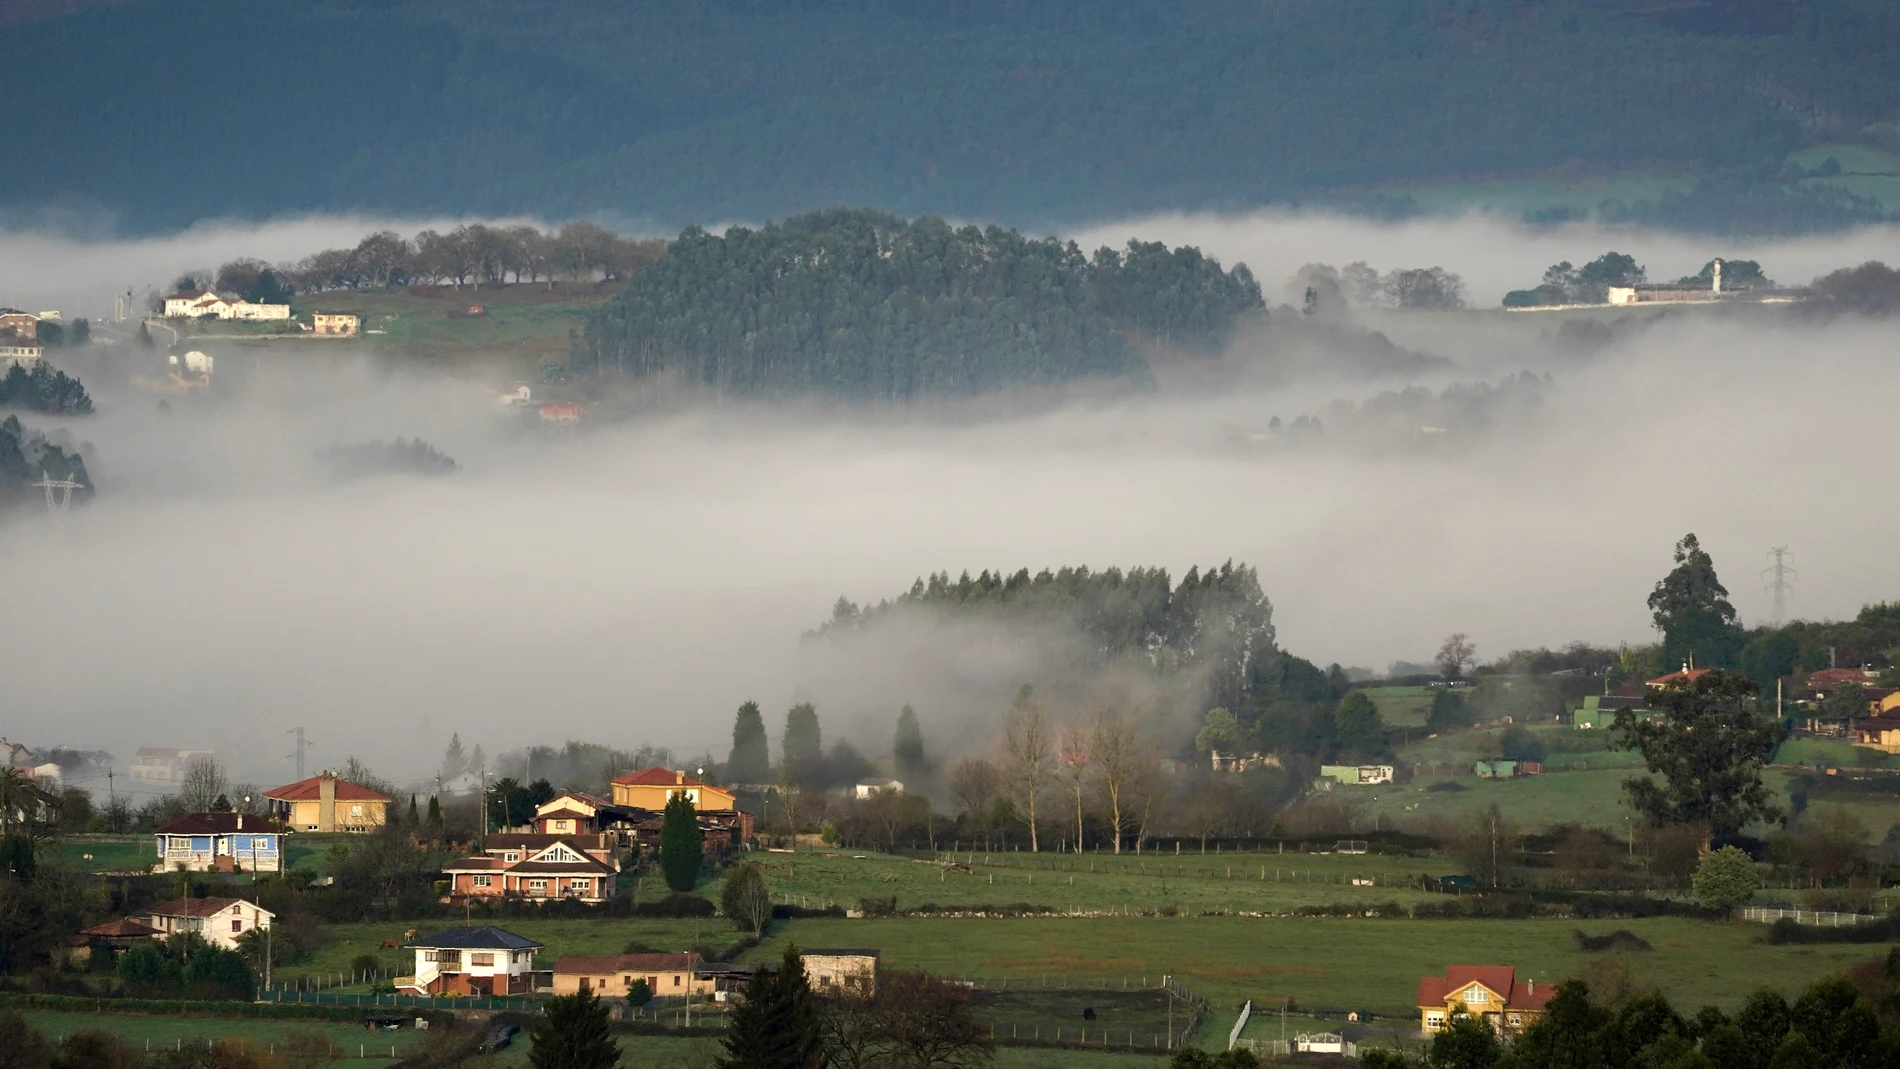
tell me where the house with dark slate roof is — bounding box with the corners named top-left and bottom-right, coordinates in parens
top-left (396, 926), bottom-right (543, 997)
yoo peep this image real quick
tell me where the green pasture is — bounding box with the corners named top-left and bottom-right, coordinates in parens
top-left (277, 286), bottom-right (604, 364)
top-left (1364, 686), bottom-right (1434, 728)
top-left (748, 915), bottom-right (1890, 1022)
top-left (21, 1010), bottom-right (424, 1062)
top-left (1774, 737), bottom-right (1895, 769)
top-left (55, 838), bottom-right (155, 873)
top-left (1396, 724), bottom-right (1626, 770)
top-left (751, 849), bottom-right (1454, 916)
top-left (472, 1035), bottom-right (1165, 1069)
top-left (1788, 144), bottom-right (1900, 211)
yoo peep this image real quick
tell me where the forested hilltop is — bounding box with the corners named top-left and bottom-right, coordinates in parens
top-left (810, 562), bottom-right (1344, 716)
top-left (580, 210), bottom-right (1264, 399)
top-left (3, 0), bottom-right (1897, 233)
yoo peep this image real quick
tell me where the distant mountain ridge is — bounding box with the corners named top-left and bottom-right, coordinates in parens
top-left (2, 0), bottom-right (1896, 233)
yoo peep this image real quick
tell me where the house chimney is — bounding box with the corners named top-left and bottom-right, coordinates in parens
top-left (676, 770), bottom-right (685, 785)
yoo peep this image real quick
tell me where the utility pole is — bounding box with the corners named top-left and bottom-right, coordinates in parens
top-left (284, 727), bottom-right (309, 779)
top-left (1763, 547), bottom-right (1796, 627)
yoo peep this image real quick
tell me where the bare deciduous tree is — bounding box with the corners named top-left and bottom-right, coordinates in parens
top-left (1436, 633), bottom-right (1477, 680)
top-left (1000, 686), bottom-right (1055, 853)
top-left (178, 755), bottom-right (228, 813)
top-left (1056, 720), bottom-right (1091, 852)
top-left (1089, 708), bottom-right (1153, 855)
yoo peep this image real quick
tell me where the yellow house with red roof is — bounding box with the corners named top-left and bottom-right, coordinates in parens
top-left (610, 767), bottom-right (736, 812)
top-left (265, 773), bottom-right (391, 832)
top-left (1417, 965), bottom-right (1554, 1035)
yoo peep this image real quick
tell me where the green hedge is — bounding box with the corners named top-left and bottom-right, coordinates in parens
top-left (0, 991), bottom-right (446, 1024)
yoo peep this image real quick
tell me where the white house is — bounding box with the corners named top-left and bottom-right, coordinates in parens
top-left (397, 926), bottom-right (543, 997)
top-left (129, 747), bottom-right (216, 786)
top-left (852, 779), bottom-right (904, 799)
top-left (163, 291), bottom-right (290, 321)
top-left (140, 897), bottom-right (273, 951)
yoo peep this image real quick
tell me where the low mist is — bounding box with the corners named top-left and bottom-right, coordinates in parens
top-left (2, 209), bottom-right (1897, 790)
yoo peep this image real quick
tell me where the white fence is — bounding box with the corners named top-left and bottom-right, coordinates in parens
top-left (1229, 1000), bottom-right (1252, 1051)
top-left (1740, 907), bottom-right (1879, 927)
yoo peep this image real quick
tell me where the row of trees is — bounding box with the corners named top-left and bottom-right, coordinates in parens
top-left (173, 222), bottom-right (666, 302)
top-left (0, 364), bottom-right (92, 416)
top-left (1502, 252), bottom-right (1770, 306)
top-left (1295, 262), bottom-right (1469, 312)
top-left (582, 209), bottom-right (1266, 398)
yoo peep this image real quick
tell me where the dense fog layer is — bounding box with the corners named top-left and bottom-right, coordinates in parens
top-left (0, 210), bottom-right (1896, 788)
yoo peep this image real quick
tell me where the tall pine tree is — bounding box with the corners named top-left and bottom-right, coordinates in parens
top-left (728, 701), bottom-right (770, 784)
top-left (659, 790), bottom-right (703, 893)
top-left (782, 704), bottom-right (822, 786)
top-left (717, 944), bottom-right (824, 1069)
top-left (894, 704), bottom-right (928, 784)
top-left (529, 988), bottom-right (620, 1069)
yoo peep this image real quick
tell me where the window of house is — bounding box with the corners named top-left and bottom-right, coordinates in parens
top-left (350, 805), bottom-right (364, 817)
top-left (471, 953), bottom-right (495, 967)
top-left (1425, 1013), bottom-right (1445, 1028)
top-left (231, 919), bottom-right (242, 932)
top-left (570, 879), bottom-right (590, 890)
top-left (1465, 989), bottom-right (1488, 1004)
top-left (528, 879), bottom-right (547, 892)
top-left (673, 976), bottom-right (681, 987)
top-left (1508, 1014), bottom-right (1522, 1027)
top-left (504, 852), bottom-right (520, 862)
top-left (472, 875), bottom-right (492, 888)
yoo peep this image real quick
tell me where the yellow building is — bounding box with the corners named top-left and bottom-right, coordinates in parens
top-left (312, 313), bottom-right (360, 336)
top-left (1417, 966), bottom-right (1552, 1035)
top-left (265, 773), bottom-right (390, 832)
top-left (551, 952), bottom-right (713, 998)
top-left (609, 767), bottom-right (737, 812)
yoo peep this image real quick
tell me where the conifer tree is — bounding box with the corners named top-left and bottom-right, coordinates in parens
top-left (717, 944), bottom-right (824, 1069)
top-left (728, 701), bottom-right (770, 784)
top-left (659, 790), bottom-right (703, 893)
top-left (426, 795), bottom-right (442, 828)
top-left (408, 795), bottom-right (419, 824)
top-left (782, 704), bottom-right (822, 785)
top-left (529, 988), bottom-right (620, 1069)
top-left (894, 704), bottom-right (928, 783)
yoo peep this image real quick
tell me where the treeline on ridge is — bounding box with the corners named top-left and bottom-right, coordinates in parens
top-left (811, 561), bottom-right (1340, 717)
top-left (580, 209), bottom-right (1265, 399)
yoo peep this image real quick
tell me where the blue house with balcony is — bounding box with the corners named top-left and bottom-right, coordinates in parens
top-left (152, 812), bottom-right (284, 873)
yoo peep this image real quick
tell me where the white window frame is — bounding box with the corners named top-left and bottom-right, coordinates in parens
top-left (472, 875), bottom-right (493, 888)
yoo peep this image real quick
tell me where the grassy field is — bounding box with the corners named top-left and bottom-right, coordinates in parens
top-left (751, 849), bottom-right (1454, 917)
top-left (55, 838), bottom-right (156, 873)
top-left (471, 1035), bottom-right (1167, 1069)
top-left (744, 914), bottom-right (1889, 1022)
top-left (1788, 143), bottom-right (1900, 212)
top-left (1364, 686), bottom-right (1434, 728)
top-left (22, 1010), bottom-right (426, 1063)
top-left (185, 283), bottom-right (613, 374)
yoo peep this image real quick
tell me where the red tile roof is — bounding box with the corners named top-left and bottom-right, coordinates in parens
top-left (145, 897), bottom-right (247, 918)
top-left (1805, 668), bottom-right (1875, 689)
top-left (265, 774), bottom-right (392, 803)
top-left (1646, 668), bottom-right (1710, 688)
top-left (611, 767), bottom-right (710, 788)
top-left (83, 918), bottom-right (162, 938)
top-left (554, 953), bottom-right (695, 976)
top-left (1417, 966), bottom-right (1553, 1012)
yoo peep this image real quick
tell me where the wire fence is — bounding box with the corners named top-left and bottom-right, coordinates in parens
top-left (258, 988), bottom-right (536, 1012)
top-left (1740, 907), bottom-right (1880, 927)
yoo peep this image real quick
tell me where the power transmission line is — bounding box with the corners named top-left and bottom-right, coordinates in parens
top-left (31, 470), bottom-right (79, 515)
top-left (284, 727), bottom-right (310, 779)
top-left (1763, 547), bottom-right (1797, 626)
